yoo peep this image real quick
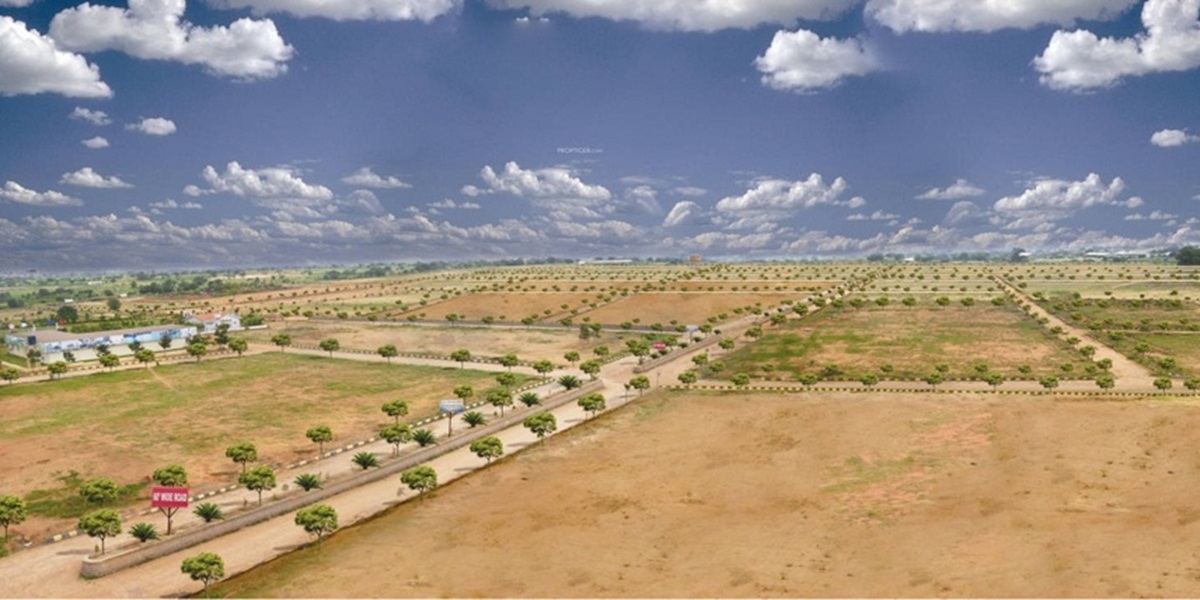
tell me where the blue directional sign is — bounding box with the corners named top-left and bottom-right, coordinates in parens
top-left (439, 399), bottom-right (466, 414)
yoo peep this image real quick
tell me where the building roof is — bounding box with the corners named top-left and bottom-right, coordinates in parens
top-left (17, 324), bottom-right (190, 343)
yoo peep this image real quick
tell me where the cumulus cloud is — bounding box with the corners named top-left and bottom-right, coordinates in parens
top-left (126, 117), bottom-right (177, 135)
top-left (867, 0), bottom-right (1137, 32)
top-left (50, 0), bottom-right (293, 80)
top-left (208, 0), bottom-right (457, 21)
top-left (149, 198), bottom-right (202, 210)
top-left (1034, 0), bottom-right (1200, 91)
top-left (1151, 128), bottom-right (1199, 147)
top-left (70, 107), bottom-right (111, 125)
top-left (428, 199), bottom-right (481, 210)
top-left (0, 0), bottom-right (35, 6)
top-left (0, 17), bottom-right (112, 98)
top-left (917, 178), bottom-right (985, 200)
top-left (465, 161), bottom-right (611, 200)
top-left (485, 0), bottom-right (857, 31)
top-left (672, 186), bottom-right (707, 197)
top-left (0, 181), bottom-right (83, 206)
top-left (992, 173), bottom-right (1140, 229)
top-left (341, 167), bottom-right (412, 189)
top-left (191, 162), bottom-right (333, 199)
top-left (717, 173), bottom-right (852, 214)
top-left (846, 210), bottom-right (899, 221)
top-left (622, 185), bottom-right (662, 214)
top-left (1124, 210), bottom-right (1178, 221)
top-left (61, 167), bottom-right (133, 188)
top-left (942, 200), bottom-right (988, 227)
top-left (662, 201), bottom-right (704, 228)
top-left (81, 136), bottom-right (110, 149)
top-left (755, 29), bottom-right (878, 93)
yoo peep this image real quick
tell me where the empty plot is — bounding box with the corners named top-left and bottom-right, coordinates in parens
top-left (584, 292), bottom-right (798, 326)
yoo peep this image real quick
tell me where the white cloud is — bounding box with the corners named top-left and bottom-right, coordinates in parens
top-left (992, 174), bottom-right (1138, 230)
top-left (917, 178), bottom-right (985, 200)
top-left (717, 173), bottom-right (851, 213)
top-left (1151, 128), bottom-right (1199, 147)
top-left (0, 181), bottom-right (83, 206)
top-left (70, 107), bottom-right (111, 125)
top-left (467, 161), bottom-right (611, 200)
top-left (81, 136), bottom-right (110, 149)
top-left (149, 198), bottom-right (202, 210)
top-left (846, 210), bottom-right (899, 221)
top-left (194, 162), bottom-right (333, 199)
top-left (755, 29), bottom-right (878, 93)
top-left (1124, 210), bottom-right (1178, 221)
top-left (0, 17), bottom-right (112, 98)
top-left (428, 199), bottom-right (481, 210)
top-left (208, 0), bottom-right (457, 22)
top-left (61, 167), bottom-right (133, 188)
top-left (1034, 0), bottom-right (1200, 91)
top-left (127, 117), bottom-right (177, 135)
top-left (663, 201), bottom-right (704, 228)
top-left (942, 201), bottom-right (987, 227)
top-left (50, 0), bottom-right (293, 80)
top-left (672, 186), bottom-right (707, 197)
top-left (867, 0), bottom-right (1137, 33)
top-left (0, 0), bottom-right (35, 6)
top-left (341, 167), bottom-right (412, 189)
top-left (623, 185), bottom-right (662, 214)
top-left (485, 0), bottom-right (857, 32)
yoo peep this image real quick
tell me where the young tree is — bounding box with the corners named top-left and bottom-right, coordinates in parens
top-left (352, 451), bottom-right (379, 470)
top-left (1154, 377), bottom-right (1173, 392)
top-left (128, 522), bottom-right (159, 543)
top-left (625, 339), bottom-right (650, 364)
top-left (25, 348), bottom-right (42, 368)
top-left (691, 353), bottom-right (709, 367)
top-left (158, 335), bottom-right (173, 350)
top-left (469, 436), bottom-right (504, 463)
top-left (678, 370), bottom-right (698, 388)
top-left (78, 509), bottom-right (121, 554)
top-left (306, 425), bottom-right (334, 455)
top-left (379, 423), bottom-right (412, 456)
top-left (563, 351), bottom-right (580, 366)
top-left (463, 411), bottom-right (487, 428)
top-left (577, 393), bottom-right (606, 418)
top-left (1039, 375), bottom-right (1060, 391)
top-left (984, 373), bottom-right (1005, 389)
top-left (1, 367), bottom-right (19, 385)
top-left (377, 344), bottom-right (398, 363)
top-left (186, 343), bottom-right (208, 362)
top-left (523, 411), bottom-right (558, 439)
top-left (1185, 377), bottom-right (1200, 393)
top-left (294, 473), bottom-right (323, 492)
top-left (193, 502), bottom-right (224, 523)
top-left (579, 359), bottom-right (602, 381)
top-left (46, 361), bottom-right (68, 380)
top-left (498, 353), bottom-right (520, 371)
top-left (718, 338), bottom-right (736, 351)
top-left (628, 375), bottom-right (651, 396)
top-left (450, 348), bottom-right (471, 368)
top-left (593, 345), bottom-right (610, 359)
top-left (923, 372), bottom-right (945, 388)
top-left (214, 323), bottom-right (231, 346)
top-left (271, 333), bottom-right (292, 352)
top-left (134, 348), bottom-right (156, 367)
top-left (225, 442), bottom-right (258, 473)
top-left (495, 371), bottom-right (518, 388)
top-left (731, 373), bottom-right (751, 388)
top-left (152, 464), bottom-right (188, 534)
top-left (381, 399), bottom-right (409, 424)
top-left (860, 373), bottom-right (879, 388)
top-left (318, 338), bottom-right (340, 357)
top-left (518, 391), bottom-right (541, 407)
top-left (412, 428), bottom-right (437, 447)
top-left (401, 466), bottom-right (438, 501)
top-left (99, 353), bottom-right (121, 371)
top-left (1095, 375), bottom-right (1116, 390)
top-left (453, 385), bottom-right (475, 405)
top-left (558, 374), bottom-right (582, 390)
top-left (228, 338), bottom-right (248, 357)
top-left (0, 494), bottom-right (28, 539)
top-left (79, 477), bottom-right (119, 506)
top-left (487, 388), bottom-right (514, 416)
top-left (239, 465), bottom-right (276, 505)
top-left (295, 504), bottom-right (338, 547)
top-left (181, 552), bottom-right (225, 593)
top-left (532, 360), bottom-right (554, 382)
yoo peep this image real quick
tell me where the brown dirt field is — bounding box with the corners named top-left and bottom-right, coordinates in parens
top-left (584, 292), bottom-right (799, 326)
top-left (216, 391), bottom-right (1200, 598)
top-left (408, 292), bottom-right (605, 321)
top-left (661, 280), bottom-right (838, 292)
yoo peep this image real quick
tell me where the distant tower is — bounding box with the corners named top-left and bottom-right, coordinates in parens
top-left (688, 254), bottom-right (702, 266)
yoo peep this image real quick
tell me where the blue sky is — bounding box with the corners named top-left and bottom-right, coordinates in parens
top-left (2, 0), bottom-right (1199, 271)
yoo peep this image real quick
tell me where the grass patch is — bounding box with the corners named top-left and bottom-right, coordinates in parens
top-left (23, 470), bottom-right (146, 519)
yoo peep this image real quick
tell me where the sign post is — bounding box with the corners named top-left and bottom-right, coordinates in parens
top-left (439, 399), bottom-right (465, 436)
top-left (150, 486), bottom-right (189, 535)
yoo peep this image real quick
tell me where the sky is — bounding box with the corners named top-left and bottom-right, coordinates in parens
top-left (2, 0), bottom-right (1199, 272)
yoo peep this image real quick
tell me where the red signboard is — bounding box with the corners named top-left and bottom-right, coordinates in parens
top-left (151, 486), bottom-right (189, 508)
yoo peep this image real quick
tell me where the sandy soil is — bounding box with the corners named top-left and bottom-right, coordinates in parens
top-left (214, 390), bottom-right (1200, 598)
top-left (584, 292), bottom-right (799, 326)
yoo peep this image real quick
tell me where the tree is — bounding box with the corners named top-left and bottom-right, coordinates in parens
top-left (744, 326), bottom-right (763, 339)
top-left (295, 504), bottom-right (338, 547)
top-left (1175, 245), bottom-right (1200, 266)
top-left (318, 338), bottom-right (340, 357)
top-left (221, 337), bottom-right (246, 357)
top-left (731, 373), bottom-right (751, 388)
top-left (129, 522), bottom-right (159, 543)
top-left (1079, 345), bottom-right (1096, 359)
top-left (1, 367), bottom-right (18, 385)
top-left (193, 502), bottom-right (224, 523)
top-left (181, 552), bottom-right (225, 593)
top-left (380, 423), bottom-right (412, 456)
top-left (352, 451), bottom-right (379, 470)
top-left (1039, 375), bottom-right (1059, 391)
top-left (579, 359), bottom-right (602, 380)
top-left (79, 509), bottom-right (121, 555)
top-left (186, 343), bottom-right (208, 362)
top-left (412, 428), bottom-right (437, 447)
top-left (923, 372), bottom-right (944, 388)
top-left (377, 344), bottom-right (398, 363)
top-left (381, 399), bottom-right (409, 424)
top-left (532, 360), bottom-right (554, 382)
top-left (106, 297), bottom-right (122, 312)
top-left (523, 411), bottom-right (557, 439)
top-left (495, 372), bottom-right (518, 388)
top-left (80, 477), bottom-right (119, 506)
top-left (239, 465), bottom-right (276, 505)
top-left (134, 348), bottom-right (156, 367)
top-left (626, 339), bottom-right (650, 363)
top-left (0, 494), bottom-right (28, 539)
top-left (271, 333), bottom-right (292, 352)
top-left (450, 348), bottom-right (471, 368)
top-left (401, 466), bottom-right (438, 501)
top-left (25, 347), bottom-right (41, 368)
top-left (1185, 378), bottom-right (1200, 393)
top-left (577, 393), bottom-right (606, 418)
top-left (498, 353), bottom-right (520, 371)
top-left (799, 373), bottom-right (819, 388)
top-left (159, 335), bottom-right (173, 350)
top-left (225, 442), bottom-right (258, 473)
top-left (487, 388), bottom-right (514, 416)
top-left (213, 323), bottom-right (231, 346)
top-left (294, 473), bottom-right (323, 492)
top-left (46, 361), bottom-right (68, 380)
top-left (1095, 375), bottom-right (1116, 390)
top-left (56, 304), bottom-right (79, 323)
top-left (718, 338), bottom-right (736, 351)
top-left (593, 345), bottom-right (610, 359)
top-left (860, 373), bottom-right (879, 388)
top-left (984, 373), bottom-right (1005, 389)
top-left (678, 371), bottom-right (698, 388)
top-left (306, 425), bottom-right (334, 455)
top-left (99, 353), bottom-right (120, 371)
top-left (558, 374), bottom-right (582, 390)
top-left (628, 375), bottom-right (651, 396)
top-left (518, 391), bottom-right (541, 407)
top-left (1154, 377), bottom-right (1173, 392)
top-left (152, 464), bottom-right (188, 534)
top-left (692, 353), bottom-right (709, 367)
top-left (62, 351), bottom-right (76, 364)
top-left (463, 411), bottom-right (487, 428)
top-left (470, 436), bottom-right (504, 463)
